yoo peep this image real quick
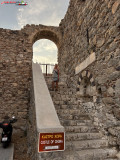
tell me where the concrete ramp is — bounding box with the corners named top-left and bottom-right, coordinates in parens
top-left (32, 62), bottom-right (64, 133)
top-left (0, 143), bottom-right (14, 160)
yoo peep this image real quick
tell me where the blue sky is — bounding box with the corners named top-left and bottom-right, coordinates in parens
top-left (0, 0), bottom-right (69, 66)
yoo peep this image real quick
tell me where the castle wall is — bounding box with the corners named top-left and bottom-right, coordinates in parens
top-left (0, 25), bottom-right (61, 136)
top-left (0, 29), bottom-right (32, 133)
top-left (58, 0), bottom-right (120, 146)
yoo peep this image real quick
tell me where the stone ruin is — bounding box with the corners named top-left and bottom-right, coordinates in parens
top-left (0, 0), bottom-right (120, 159)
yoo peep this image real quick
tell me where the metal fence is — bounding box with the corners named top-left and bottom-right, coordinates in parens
top-left (39, 63), bottom-right (55, 76)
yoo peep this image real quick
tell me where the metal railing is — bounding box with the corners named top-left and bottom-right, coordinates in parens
top-left (39, 63), bottom-right (55, 76)
top-left (38, 63), bottom-right (67, 83)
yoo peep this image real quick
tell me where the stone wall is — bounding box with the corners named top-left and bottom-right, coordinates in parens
top-left (0, 25), bottom-right (62, 158)
top-left (27, 81), bottom-right (37, 160)
top-left (58, 0), bottom-right (120, 147)
top-left (0, 29), bottom-right (32, 134)
top-left (0, 25), bottom-right (61, 133)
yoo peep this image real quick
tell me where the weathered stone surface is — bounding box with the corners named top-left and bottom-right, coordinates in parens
top-left (107, 87), bottom-right (114, 96)
top-left (113, 108), bottom-right (120, 120)
top-left (96, 38), bottom-right (105, 48)
top-left (115, 79), bottom-right (120, 97)
top-left (108, 71), bottom-right (120, 81)
top-left (112, 0), bottom-right (120, 14)
top-left (116, 152), bottom-right (120, 159)
top-left (103, 97), bottom-right (114, 104)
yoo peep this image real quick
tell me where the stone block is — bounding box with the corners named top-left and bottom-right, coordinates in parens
top-left (82, 71), bottom-right (86, 77)
top-left (116, 152), bottom-right (120, 159)
top-left (113, 108), bottom-right (120, 120)
top-left (12, 83), bottom-right (18, 87)
top-left (112, 0), bottom-right (120, 14)
top-left (101, 86), bottom-right (107, 92)
top-left (109, 71), bottom-right (120, 81)
top-left (10, 67), bottom-right (17, 73)
top-left (103, 97), bottom-right (114, 104)
top-left (75, 52), bottom-right (96, 74)
top-left (115, 79), bottom-right (120, 97)
top-left (96, 38), bottom-right (105, 48)
top-left (107, 87), bottom-right (114, 96)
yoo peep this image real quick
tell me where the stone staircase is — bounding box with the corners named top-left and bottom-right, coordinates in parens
top-left (44, 76), bottom-right (118, 160)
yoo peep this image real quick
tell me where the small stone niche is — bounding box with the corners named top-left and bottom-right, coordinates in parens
top-left (76, 71), bottom-right (96, 102)
top-left (79, 77), bottom-right (96, 101)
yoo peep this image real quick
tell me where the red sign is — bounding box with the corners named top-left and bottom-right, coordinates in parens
top-left (38, 132), bottom-right (65, 152)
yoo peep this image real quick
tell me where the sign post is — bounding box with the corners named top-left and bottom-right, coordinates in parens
top-left (38, 132), bottom-right (65, 152)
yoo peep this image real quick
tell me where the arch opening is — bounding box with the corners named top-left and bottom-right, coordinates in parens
top-left (32, 30), bottom-right (60, 48)
top-left (33, 39), bottom-right (58, 74)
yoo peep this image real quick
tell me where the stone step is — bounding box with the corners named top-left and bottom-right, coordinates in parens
top-left (52, 99), bottom-right (78, 106)
top-left (61, 119), bottom-right (93, 126)
top-left (65, 125), bottom-right (99, 133)
top-left (59, 104), bottom-right (79, 110)
top-left (66, 132), bottom-right (103, 141)
top-left (65, 139), bottom-right (109, 150)
top-left (58, 114), bottom-right (90, 120)
top-left (57, 109), bottom-right (90, 116)
top-left (55, 104), bottom-right (80, 110)
top-left (76, 148), bottom-right (117, 160)
top-left (50, 87), bottom-right (68, 92)
top-left (55, 104), bottom-right (67, 109)
top-left (105, 159), bottom-right (118, 160)
top-left (53, 99), bottom-right (69, 104)
top-left (50, 90), bottom-right (68, 95)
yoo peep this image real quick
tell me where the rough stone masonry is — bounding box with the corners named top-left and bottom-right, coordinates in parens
top-left (0, 0), bottom-right (120, 156)
top-left (58, 0), bottom-right (120, 148)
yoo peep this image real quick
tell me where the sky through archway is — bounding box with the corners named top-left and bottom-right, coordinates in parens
top-left (33, 39), bottom-right (58, 73)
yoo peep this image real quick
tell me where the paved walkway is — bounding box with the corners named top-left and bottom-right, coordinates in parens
top-left (0, 143), bottom-right (14, 160)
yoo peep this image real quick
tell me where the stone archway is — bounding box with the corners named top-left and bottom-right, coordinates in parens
top-left (21, 25), bottom-right (63, 69)
top-left (32, 30), bottom-right (61, 48)
top-left (23, 24), bottom-right (62, 48)
top-left (21, 24), bottom-right (63, 83)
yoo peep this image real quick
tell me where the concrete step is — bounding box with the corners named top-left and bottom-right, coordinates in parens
top-left (65, 139), bottom-right (109, 150)
top-left (60, 119), bottom-right (93, 126)
top-left (76, 148), bottom-right (117, 160)
top-left (0, 143), bottom-right (14, 160)
top-left (66, 132), bottom-right (103, 141)
top-left (65, 125), bottom-right (99, 133)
